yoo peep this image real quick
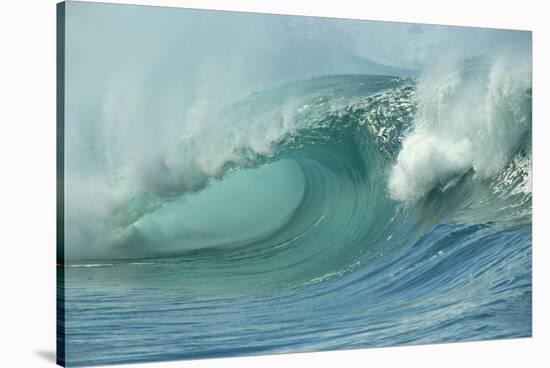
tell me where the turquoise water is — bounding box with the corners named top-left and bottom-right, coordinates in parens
top-left (60, 75), bottom-right (531, 366)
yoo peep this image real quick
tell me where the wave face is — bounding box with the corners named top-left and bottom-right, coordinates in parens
top-left (63, 70), bottom-right (531, 365)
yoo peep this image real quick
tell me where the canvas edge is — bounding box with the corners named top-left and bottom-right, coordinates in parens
top-left (56, 1), bottom-right (66, 367)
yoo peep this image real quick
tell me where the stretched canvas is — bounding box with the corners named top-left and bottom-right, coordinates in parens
top-left (57, 1), bottom-right (532, 366)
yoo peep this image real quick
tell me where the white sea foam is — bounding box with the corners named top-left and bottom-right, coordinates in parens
top-left (389, 41), bottom-right (531, 202)
top-left (68, 263), bottom-right (115, 268)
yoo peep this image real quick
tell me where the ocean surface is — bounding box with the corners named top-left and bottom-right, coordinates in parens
top-left (59, 74), bottom-right (532, 366)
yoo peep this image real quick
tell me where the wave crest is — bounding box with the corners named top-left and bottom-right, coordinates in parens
top-left (65, 73), bottom-right (531, 264)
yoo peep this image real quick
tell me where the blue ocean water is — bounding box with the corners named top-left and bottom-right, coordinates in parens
top-left (60, 75), bottom-right (532, 366)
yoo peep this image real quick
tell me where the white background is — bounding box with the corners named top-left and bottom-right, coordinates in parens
top-left (0, 0), bottom-right (548, 367)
